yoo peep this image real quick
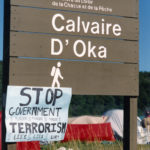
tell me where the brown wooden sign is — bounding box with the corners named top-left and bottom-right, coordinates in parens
top-left (8, 4), bottom-right (139, 96)
top-left (11, 6), bottom-right (139, 40)
top-left (10, 32), bottom-right (138, 63)
top-left (9, 58), bottom-right (138, 96)
top-left (3, 1), bottom-right (139, 150)
top-left (11, 0), bottom-right (139, 18)
top-left (8, 2), bottom-right (139, 97)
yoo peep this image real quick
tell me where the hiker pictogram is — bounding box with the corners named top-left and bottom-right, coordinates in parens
top-left (51, 62), bottom-right (64, 87)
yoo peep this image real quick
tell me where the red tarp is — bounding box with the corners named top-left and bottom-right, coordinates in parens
top-left (63, 123), bottom-right (115, 142)
top-left (17, 141), bottom-right (40, 150)
top-left (0, 111), bottom-right (114, 150)
top-left (17, 123), bottom-right (115, 149)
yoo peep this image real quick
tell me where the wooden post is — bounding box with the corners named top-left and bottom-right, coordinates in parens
top-left (124, 96), bottom-right (137, 150)
top-left (2, 0), bottom-right (16, 149)
top-left (7, 144), bottom-right (17, 150)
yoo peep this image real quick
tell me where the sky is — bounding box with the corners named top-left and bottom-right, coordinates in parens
top-left (139, 0), bottom-right (150, 71)
top-left (0, 0), bottom-right (150, 71)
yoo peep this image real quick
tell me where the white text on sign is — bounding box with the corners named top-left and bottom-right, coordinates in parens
top-left (50, 13), bottom-right (122, 59)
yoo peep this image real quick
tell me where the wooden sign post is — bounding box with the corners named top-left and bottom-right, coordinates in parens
top-left (3, 0), bottom-right (139, 149)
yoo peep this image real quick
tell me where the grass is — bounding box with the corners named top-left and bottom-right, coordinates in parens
top-left (40, 141), bottom-right (150, 150)
top-left (41, 141), bottom-right (122, 150)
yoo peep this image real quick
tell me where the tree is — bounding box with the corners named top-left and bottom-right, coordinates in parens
top-left (0, 61), bottom-right (2, 109)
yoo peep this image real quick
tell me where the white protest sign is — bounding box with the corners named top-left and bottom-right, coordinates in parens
top-left (5, 86), bottom-right (72, 142)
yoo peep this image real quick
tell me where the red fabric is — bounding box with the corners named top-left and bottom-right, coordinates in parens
top-left (17, 141), bottom-right (40, 150)
top-left (63, 123), bottom-right (115, 142)
top-left (0, 112), bottom-right (1, 150)
top-left (0, 111), bottom-right (114, 150)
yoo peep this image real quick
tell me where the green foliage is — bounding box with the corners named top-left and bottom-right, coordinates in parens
top-left (139, 72), bottom-right (150, 115)
top-left (69, 95), bottom-right (123, 116)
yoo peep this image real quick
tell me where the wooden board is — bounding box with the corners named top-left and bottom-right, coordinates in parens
top-left (10, 6), bottom-right (139, 40)
top-left (11, 0), bottom-right (139, 18)
top-left (9, 58), bottom-right (139, 96)
top-left (10, 32), bottom-right (138, 63)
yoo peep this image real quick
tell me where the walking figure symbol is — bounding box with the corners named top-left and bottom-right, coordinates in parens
top-left (51, 62), bottom-right (64, 88)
